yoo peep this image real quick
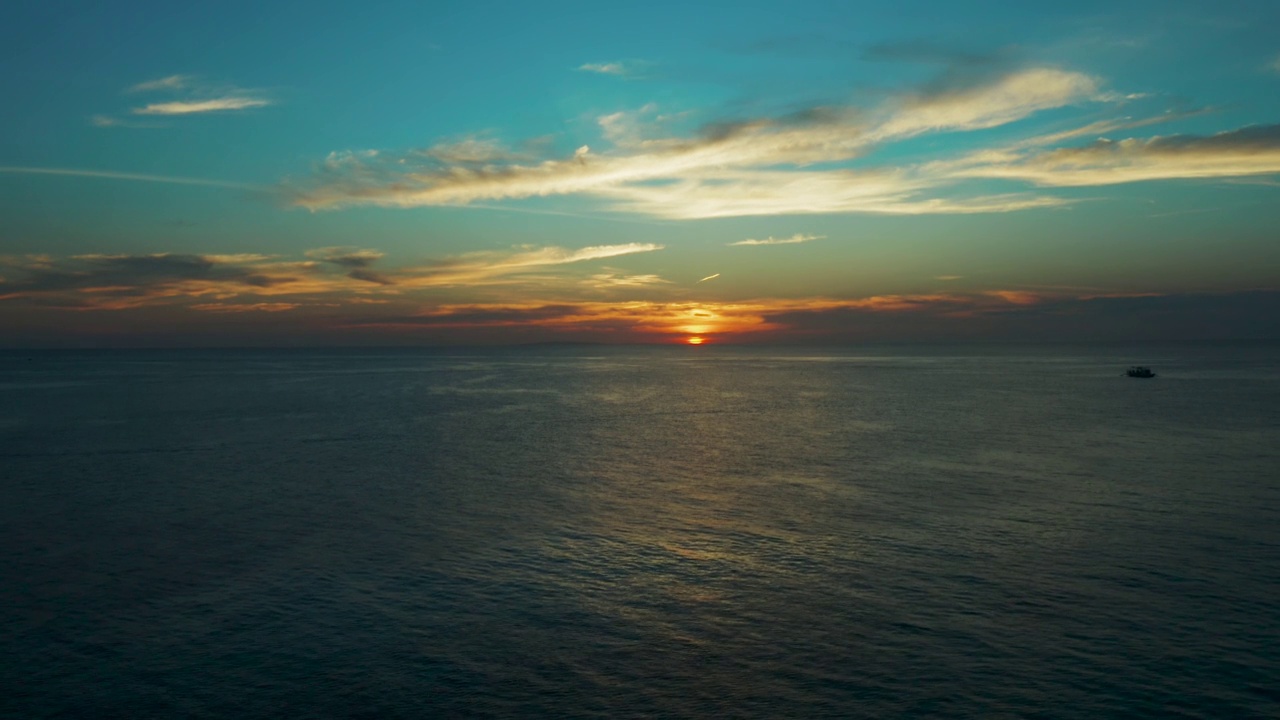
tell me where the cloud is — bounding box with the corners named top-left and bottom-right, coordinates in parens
top-left (190, 302), bottom-right (300, 313)
top-left (0, 252), bottom-right (353, 309)
top-left (956, 124), bottom-right (1280, 186)
top-left (585, 271), bottom-right (671, 290)
top-left (304, 246), bottom-right (395, 285)
top-left (728, 233), bottom-right (825, 246)
top-left (286, 66), bottom-right (1114, 218)
top-left (697, 273), bottom-right (720, 283)
top-left (129, 75), bottom-right (192, 93)
top-left (347, 268), bottom-right (395, 285)
top-left (133, 97), bottom-right (271, 115)
top-left (343, 290), bottom-right (1213, 342)
top-left (422, 137), bottom-right (534, 164)
top-left (866, 68), bottom-right (1098, 142)
top-left (287, 66), bottom-right (1272, 219)
top-left (285, 67), bottom-right (1095, 212)
top-left (100, 74), bottom-right (272, 120)
top-left (594, 170), bottom-right (1070, 218)
top-left (756, 290), bottom-right (1280, 342)
top-left (5, 253), bottom-right (1276, 345)
top-left (0, 243), bottom-right (664, 310)
top-left (90, 115), bottom-right (169, 129)
top-left (579, 62), bottom-right (626, 75)
top-left (578, 61), bottom-right (650, 76)
top-left (984, 290), bottom-right (1042, 305)
top-left (1269, 55), bottom-right (1280, 74)
top-left (395, 243), bottom-right (664, 288)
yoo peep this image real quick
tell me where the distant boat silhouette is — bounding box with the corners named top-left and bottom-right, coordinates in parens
top-left (1125, 366), bottom-right (1156, 378)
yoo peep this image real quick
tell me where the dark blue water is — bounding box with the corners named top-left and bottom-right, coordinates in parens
top-left (2, 345), bottom-right (1278, 718)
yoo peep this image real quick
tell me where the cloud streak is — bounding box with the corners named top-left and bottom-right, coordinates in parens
top-left (0, 166), bottom-right (260, 190)
top-left (579, 62), bottom-right (627, 75)
top-left (954, 124), bottom-right (1280, 186)
top-left (728, 233), bottom-right (824, 246)
top-left (128, 75), bottom-right (191, 93)
top-left (395, 243), bottom-right (664, 288)
top-left (133, 97), bottom-right (271, 115)
top-left (865, 68), bottom-right (1098, 142)
top-left (282, 64), bottom-right (1279, 220)
top-left (98, 74), bottom-right (273, 120)
top-left (3, 249), bottom-right (1274, 345)
top-left (577, 60), bottom-right (650, 77)
top-left (0, 243), bottom-right (664, 309)
top-left (287, 67), bottom-right (1101, 217)
top-left (340, 289), bottom-right (1280, 344)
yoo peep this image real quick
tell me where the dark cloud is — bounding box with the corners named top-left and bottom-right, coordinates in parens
top-left (305, 247), bottom-right (385, 268)
top-left (347, 268), bottom-right (395, 285)
top-left (1082, 123), bottom-right (1280, 156)
top-left (0, 252), bottom-right (334, 308)
top-left (969, 123), bottom-right (1280, 186)
top-left (351, 305), bottom-right (582, 327)
top-left (242, 274), bottom-right (297, 287)
top-left (0, 253), bottom-right (221, 294)
top-left (763, 291), bottom-right (1280, 342)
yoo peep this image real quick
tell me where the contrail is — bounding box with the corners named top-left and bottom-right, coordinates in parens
top-left (0, 166), bottom-right (260, 190)
top-left (697, 273), bottom-right (720, 283)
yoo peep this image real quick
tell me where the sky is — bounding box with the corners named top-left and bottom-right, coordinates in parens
top-left (1, 0), bottom-right (1278, 346)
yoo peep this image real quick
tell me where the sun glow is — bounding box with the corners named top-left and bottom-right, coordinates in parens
top-left (686, 336), bottom-right (705, 345)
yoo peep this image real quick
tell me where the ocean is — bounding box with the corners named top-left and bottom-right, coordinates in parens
top-left (2, 345), bottom-right (1278, 718)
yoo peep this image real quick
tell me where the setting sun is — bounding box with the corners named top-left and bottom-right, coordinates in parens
top-left (686, 336), bottom-right (705, 345)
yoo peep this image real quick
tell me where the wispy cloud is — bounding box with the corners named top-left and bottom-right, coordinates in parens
top-left (5, 250), bottom-right (1274, 344)
top-left (287, 66), bottom-right (1110, 218)
top-left (305, 247), bottom-right (385, 267)
top-left (128, 74), bottom-right (191, 93)
top-left (96, 74), bottom-right (273, 121)
top-left (955, 124), bottom-right (1280, 186)
top-left (0, 243), bottom-right (664, 309)
top-left (89, 115), bottom-right (163, 129)
top-left (0, 252), bottom-right (319, 309)
top-left (395, 243), bottom-right (664, 288)
top-left (133, 97), bottom-right (271, 115)
top-left (305, 247), bottom-right (392, 285)
top-left (579, 62), bottom-right (626, 75)
top-left (343, 289), bottom-right (1279, 343)
top-left (585, 271), bottom-right (672, 290)
top-left (190, 302), bottom-right (300, 313)
top-left (286, 66), bottom-right (1279, 219)
top-left (1268, 54), bottom-right (1280, 74)
top-left (866, 68), bottom-right (1098, 142)
top-left (697, 273), bottom-right (721, 283)
top-left (577, 60), bottom-right (649, 76)
top-left (728, 233), bottom-right (825, 246)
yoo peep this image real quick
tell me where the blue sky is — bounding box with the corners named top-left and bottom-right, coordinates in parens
top-left (1, 0), bottom-right (1278, 345)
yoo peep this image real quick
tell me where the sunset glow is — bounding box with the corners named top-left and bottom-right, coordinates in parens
top-left (686, 336), bottom-right (705, 345)
top-left (0, 2), bottom-right (1277, 346)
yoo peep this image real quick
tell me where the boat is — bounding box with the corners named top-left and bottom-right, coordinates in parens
top-left (1125, 366), bottom-right (1156, 378)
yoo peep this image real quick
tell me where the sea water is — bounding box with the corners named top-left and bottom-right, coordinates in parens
top-left (2, 345), bottom-right (1278, 718)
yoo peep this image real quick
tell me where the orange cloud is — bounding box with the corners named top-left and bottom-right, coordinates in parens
top-left (190, 302), bottom-right (302, 313)
top-left (0, 244), bottom-right (665, 310)
top-left (343, 293), bottom-right (1039, 341)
